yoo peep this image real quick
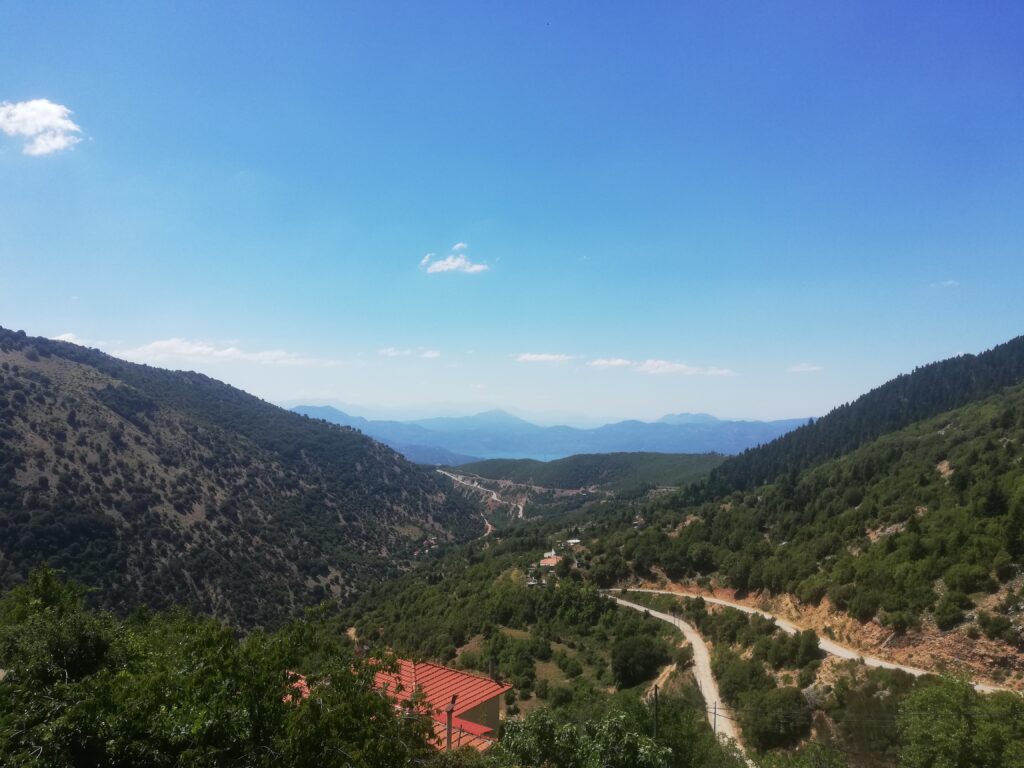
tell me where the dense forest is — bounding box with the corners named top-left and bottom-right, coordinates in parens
top-left (702, 335), bottom-right (1024, 496)
top-left (0, 327), bottom-right (481, 626)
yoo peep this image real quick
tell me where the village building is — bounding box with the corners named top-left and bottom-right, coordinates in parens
top-left (374, 659), bottom-right (511, 752)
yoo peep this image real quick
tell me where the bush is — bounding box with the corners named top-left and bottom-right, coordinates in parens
top-left (739, 687), bottom-right (812, 751)
top-left (611, 635), bottom-right (667, 688)
top-left (935, 592), bottom-right (968, 630)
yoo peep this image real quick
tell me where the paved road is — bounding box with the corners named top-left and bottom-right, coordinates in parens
top-left (622, 588), bottom-right (1011, 694)
top-left (612, 596), bottom-right (754, 765)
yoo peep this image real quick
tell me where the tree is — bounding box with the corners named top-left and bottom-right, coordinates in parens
top-left (739, 687), bottom-right (812, 751)
top-left (611, 635), bottom-right (667, 689)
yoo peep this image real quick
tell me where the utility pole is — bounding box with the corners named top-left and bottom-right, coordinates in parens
top-left (653, 684), bottom-right (659, 739)
top-left (713, 701), bottom-right (718, 735)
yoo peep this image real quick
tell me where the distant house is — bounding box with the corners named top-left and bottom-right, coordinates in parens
top-left (374, 659), bottom-right (511, 752)
top-left (538, 555), bottom-right (562, 568)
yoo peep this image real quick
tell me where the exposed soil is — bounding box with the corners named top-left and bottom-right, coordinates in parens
top-left (636, 577), bottom-right (1024, 691)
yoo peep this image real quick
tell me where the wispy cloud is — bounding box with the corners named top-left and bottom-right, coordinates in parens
top-left (0, 99), bottom-right (83, 155)
top-left (52, 332), bottom-right (115, 348)
top-left (516, 353), bottom-right (571, 363)
top-left (588, 358), bottom-right (634, 368)
top-left (419, 243), bottom-right (488, 274)
top-left (930, 279), bottom-right (959, 289)
top-left (114, 338), bottom-right (340, 367)
top-left (379, 347), bottom-right (442, 359)
top-left (635, 359), bottom-right (736, 376)
top-left (788, 362), bottom-right (824, 373)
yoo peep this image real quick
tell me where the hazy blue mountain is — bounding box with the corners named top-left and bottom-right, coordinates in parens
top-left (292, 405), bottom-right (806, 462)
top-left (656, 412), bottom-right (722, 425)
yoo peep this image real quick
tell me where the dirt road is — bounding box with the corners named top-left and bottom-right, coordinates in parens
top-left (623, 588), bottom-right (1010, 694)
top-left (437, 469), bottom-right (525, 518)
top-left (612, 596), bottom-right (753, 764)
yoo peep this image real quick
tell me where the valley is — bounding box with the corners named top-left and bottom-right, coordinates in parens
top-left (4, 331), bottom-right (1024, 767)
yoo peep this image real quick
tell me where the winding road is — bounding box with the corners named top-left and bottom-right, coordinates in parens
top-left (437, 469), bottom-right (525, 519)
top-left (620, 588), bottom-right (1011, 694)
top-left (612, 595), bottom-right (750, 759)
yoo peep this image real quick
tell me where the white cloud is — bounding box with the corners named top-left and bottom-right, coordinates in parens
top-left (788, 362), bottom-right (824, 373)
top-left (378, 347), bottom-right (411, 357)
top-left (588, 358), bottom-right (634, 368)
top-left (115, 338), bottom-right (339, 367)
top-left (419, 243), bottom-right (488, 274)
top-left (930, 279), bottom-right (959, 288)
top-left (0, 99), bottom-right (83, 156)
top-left (420, 350), bottom-right (441, 359)
top-left (516, 353), bottom-right (571, 363)
top-left (425, 254), bottom-right (488, 274)
top-left (635, 359), bottom-right (736, 376)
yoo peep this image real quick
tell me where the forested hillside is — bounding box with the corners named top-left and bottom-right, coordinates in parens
top-left (0, 328), bottom-right (482, 626)
top-left (592, 382), bottom-right (1024, 648)
top-left (703, 335), bottom-right (1024, 495)
top-left (459, 452), bottom-right (725, 493)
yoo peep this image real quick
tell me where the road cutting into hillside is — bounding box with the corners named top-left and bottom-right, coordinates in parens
top-left (621, 588), bottom-right (1012, 694)
top-left (612, 596), bottom-right (754, 765)
top-left (437, 469), bottom-right (525, 518)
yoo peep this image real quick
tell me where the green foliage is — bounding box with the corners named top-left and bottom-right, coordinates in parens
top-left (738, 687), bottom-right (812, 752)
top-left (610, 635), bottom-right (670, 689)
top-left (702, 334), bottom-right (1024, 496)
top-left (0, 569), bottom-right (430, 767)
top-left (599, 382), bottom-right (1024, 632)
top-left (496, 709), bottom-right (672, 768)
top-left (897, 678), bottom-right (1024, 768)
top-left (0, 327), bottom-right (482, 626)
top-left (829, 666), bottom-right (916, 766)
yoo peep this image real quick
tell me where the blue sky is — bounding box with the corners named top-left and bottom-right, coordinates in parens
top-left (2, 2), bottom-right (1022, 423)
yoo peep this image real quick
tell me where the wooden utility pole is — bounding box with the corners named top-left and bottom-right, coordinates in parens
top-left (713, 701), bottom-right (718, 734)
top-left (653, 684), bottom-right (659, 739)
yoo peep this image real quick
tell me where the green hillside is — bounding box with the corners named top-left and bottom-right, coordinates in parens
top-left (0, 328), bottom-right (482, 626)
top-left (702, 334), bottom-right (1024, 496)
top-left (458, 452), bottom-right (725, 493)
top-left (593, 382), bottom-right (1024, 636)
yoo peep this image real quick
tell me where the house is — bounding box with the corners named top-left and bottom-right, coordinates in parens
top-left (374, 659), bottom-right (511, 752)
top-left (538, 555), bottom-right (562, 568)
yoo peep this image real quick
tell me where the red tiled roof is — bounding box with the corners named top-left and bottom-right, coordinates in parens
top-left (539, 556), bottom-right (561, 567)
top-left (374, 659), bottom-right (511, 751)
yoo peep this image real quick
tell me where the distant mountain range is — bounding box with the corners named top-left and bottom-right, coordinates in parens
top-left (290, 406), bottom-right (808, 463)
